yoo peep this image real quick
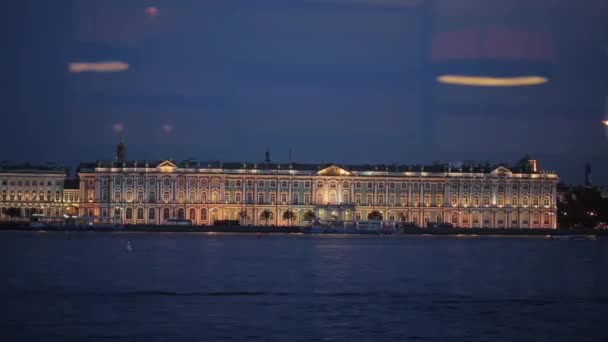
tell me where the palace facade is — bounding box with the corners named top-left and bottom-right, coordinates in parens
top-left (0, 163), bottom-right (68, 220)
top-left (77, 149), bottom-right (559, 228)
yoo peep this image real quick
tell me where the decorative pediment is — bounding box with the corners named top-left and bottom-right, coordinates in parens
top-left (156, 160), bottom-right (177, 173)
top-left (491, 166), bottom-right (512, 176)
top-left (315, 165), bottom-right (353, 176)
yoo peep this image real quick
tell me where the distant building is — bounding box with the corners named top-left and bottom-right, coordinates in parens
top-left (0, 163), bottom-right (68, 220)
top-left (63, 179), bottom-right (80, 217)
top-left (76, 142), bottom-right (559, 228)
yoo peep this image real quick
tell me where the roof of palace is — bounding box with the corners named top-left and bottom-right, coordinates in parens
top-left (0, 162), bottom-right (67, 174)
top-left (63, 178), bottom-right (80, 189)
top-left (77, 159), bottom-right (556, 176)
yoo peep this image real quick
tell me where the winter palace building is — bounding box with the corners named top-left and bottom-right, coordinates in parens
top-left (75, 142), bottom-right (559, 228)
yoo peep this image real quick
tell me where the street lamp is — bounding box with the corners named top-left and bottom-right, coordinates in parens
top-left (603, 120), bottom-right (608, 127)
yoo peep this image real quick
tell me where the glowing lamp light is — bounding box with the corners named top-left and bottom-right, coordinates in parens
top-left (146, 6), bottom-right (159, 17)
top-left (437, 75), bottom-right (548, 87)
top-left (602, 120), bottom-right (608, 127)
top-left (69, 61), bottom-right (129, 73)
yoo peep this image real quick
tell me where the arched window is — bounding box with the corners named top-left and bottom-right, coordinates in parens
top-left (343, 191), bottom-right (350, 204)
top-left (522, 212), bottom-right (529, 224)
top-left (137, 191), bottom-right (144, 203)
top-left (148, 192), bottom-right (156, 202)
top-left (316, 190), bottom-right (324, 204)
top-left (451, 213), bottom-right (458, 224)
top-left (137, 207), bottom-right (144, 220)
top-left (189, 192), bottom-right (196, 203)
top-left (378, 194), bottom-right (385, 206)
top-left (473, 212), bottom-right (480, 225)
top-left (125, 191), bottom-right (133, 202)
top-left (177, 208), bottom-right (185, 219)
top-left (543, 213), bottom-right (550, 225)
top-left (532, 212), bottom-right (540, 225)
top-left (189, 208), bottom-right (196, 221)
top-left (125, 207), bottom-right (133, 220)
top-left (257, 193), bottom-right (265, 204)
top-left (462, 195), bottom-right (469, 206)
top-left (163, 192), bottom-right (170, 203)
top-left (366, 194), bottom-right (373, 205)
top-left (512, 196), bottom-right (518, 206)
top-left (436, 213), bottom-right (443, 222)
top-left (483, 196), bottom-right (490, 206)
top-left (473, 196), bottom-right (480, 206)
top-left (544, 196), bottom-right (550, 207)
top-left (400, 195), bottom-right (407, 206)
top-left (114, 192), bottom-right (121, 202)
top-left (212, 191), bottom-right (218, 203)
top-left (178, 191), bottom-right (185, 203)
top-left (522, 196), bottom-right (529, 206)
top-left (532, 196), bottom-right (540, 206)
top-left (163, 208), bottom-right (170, 220)
top-left (201, 208), bottom-right (207, 221)
top-left (201, 192), bottom-right (207, 203)
top-left (451, 196), bottom-right (458, 207)
top-left (497, 211), bottom-right (505, 225)
top-left (329, 191), bottom-right (337, 205)
top-left (497, 195), bottom-right (504, 206)
top-left (148, 208), bottom-right (155, 220)
top-left (55, 190), bottom-right (61, 202)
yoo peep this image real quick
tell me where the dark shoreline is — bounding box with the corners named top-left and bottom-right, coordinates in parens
top-left (0, 222), bottom-right (606, 236)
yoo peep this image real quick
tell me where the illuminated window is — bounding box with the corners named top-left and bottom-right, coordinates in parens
top-left (138, 191), bottom-right (144, 203)
top-left (532, 213), bottom-right (540, 225)
top-left (189, 191), bottom-right (196, 203)
top-left (483, 212), bottom-right (491, 225)
top-left (522, 212), bottom-right (529, 224)
top-left (424, 194), bottom-right (431, 207)
top-left (462, 214), bottom-right (469, 224)
top-left (451, 196), bottom-right (458, 207)
top-left (483, 196), bottom-right (490, 206)
top-left (224, 192), bottom-right (230, 203)
top-left (378, 195), bottom-right (384, 206)
top-left (400, 195), bottom-right (407, 206)
top-left (125, 207), bottom-right (133, 220)
top-left (511, 196), bottom-right (518, 206)
top-left (497, 196), bottom-right (504, 206)
top-left (200, 208), bottom-right (207, 221)
top-left (497, 212), bottom-right (504, 225)
top-left (366, 194), bottom-right (373, 205)
top-left (533, 197), bottom-right (539, 206)
top-left (343, 191), bottom-right (350, 204)
top-left (316, 191), bottom-right (323, 204)
top-left (163, 192), bottom-right (170, 203)
top-left (114, 192), bottom-right (121, 202)
top-left (544, 196), bottom-right (550, 207)
top-left (473, 213), bottom-right (479, 224)
top-left (543, 213), bottom-right (550, 225)
top-left (355, 194), bottom-right (361, 205)
top-left (462, 195), bottom-right (469, 206)
top-left (473, 196), bottom-right (480, 206)
top-left (389, 194), bottom-right (395, 206)
top-left (511, 213), bottom-right (518, 226)
top-left (412, 194), bottom-right (419, 207)
top-left (125, 191), bottom-right (133, 202)
top-left (137, 208), bottom-right (144, 220)
top-left (189, 208), bottom-right (196, 221)
top-left (436, 194), bottom-right (443, 207)
top-left (522, 196), bottom-right (529, 206)
top-left (201, 192), bottom-right (207, 203)
top-left (451, 213), bottom-right (458, 224)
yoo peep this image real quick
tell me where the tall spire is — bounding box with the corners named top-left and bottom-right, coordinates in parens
top-left (116, 135), bottom-right (127, 162)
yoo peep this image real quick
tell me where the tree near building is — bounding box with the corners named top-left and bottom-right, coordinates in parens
top-left (303, 210), bottom-right (316, 226)
top-left (260, 209), bottom-right (273, 225)
top-left (2, 207), bottom-right (21, 221)
top-left (282, 210), bottom-right (296, 226)
top-left (367, 210), bottom-right (383, 220)
top-left (237, 210), bottom-right (249, 224)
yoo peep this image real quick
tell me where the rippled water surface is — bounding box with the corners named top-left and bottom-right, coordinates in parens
top-left (1, 232), bottom-right (607, 341)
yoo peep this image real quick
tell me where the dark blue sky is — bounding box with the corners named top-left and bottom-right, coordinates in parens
top-left (3, 0), bottom-right (608, 184)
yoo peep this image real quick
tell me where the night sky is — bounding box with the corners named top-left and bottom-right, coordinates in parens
top-left (3, 0), bottom-right (608, 184)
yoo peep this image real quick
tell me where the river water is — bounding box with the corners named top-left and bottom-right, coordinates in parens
top-left (0, 232), bottom-right (606, 341)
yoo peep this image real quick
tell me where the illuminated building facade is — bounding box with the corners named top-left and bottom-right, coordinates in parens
top-left (0, 164), bottom-right (68, 220)
top-left (77, 146), bottom-right (559, 228)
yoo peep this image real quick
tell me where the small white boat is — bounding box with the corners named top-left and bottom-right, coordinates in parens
top-left (126, 241), bottom-right (133, 252)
